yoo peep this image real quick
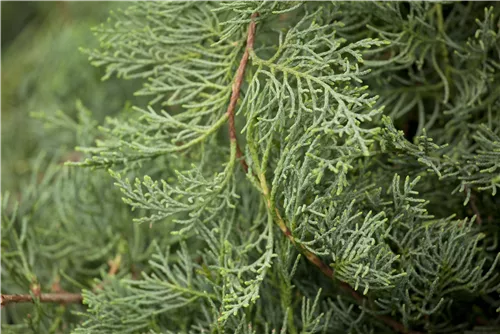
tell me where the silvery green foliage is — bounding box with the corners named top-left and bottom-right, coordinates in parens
top-left (3, 1), bottom-right (500, 334)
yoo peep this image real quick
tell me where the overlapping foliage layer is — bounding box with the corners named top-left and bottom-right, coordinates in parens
top-left (2, 2), bottom-right (500, 333)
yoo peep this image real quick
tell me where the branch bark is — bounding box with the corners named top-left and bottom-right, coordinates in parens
top-left (1, 293), bottom-right (82, 307)
top-left (226, 13), bottom-right (258, 173)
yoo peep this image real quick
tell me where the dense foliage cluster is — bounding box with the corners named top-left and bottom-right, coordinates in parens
top-left (2, 2), bottom-right (500, 333)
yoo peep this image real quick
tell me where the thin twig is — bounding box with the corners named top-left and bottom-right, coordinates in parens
top-left (1, 293), bottom-right (82, 307)
top-left (226, 13), bottom-right (258, 173)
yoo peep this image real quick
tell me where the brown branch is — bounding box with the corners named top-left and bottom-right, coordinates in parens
top-left (226, 13), bottom-right (258, 174)
top-left (1, 293), bottom-right (82, 307)
top-left (2, 255), bottom-right (123, 307)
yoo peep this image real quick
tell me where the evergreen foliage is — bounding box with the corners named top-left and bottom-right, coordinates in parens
top-left (2, 2), bottom-right (500, 333)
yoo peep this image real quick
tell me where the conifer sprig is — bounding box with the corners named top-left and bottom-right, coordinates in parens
top-left (3, 2), bottom-right (500, 333)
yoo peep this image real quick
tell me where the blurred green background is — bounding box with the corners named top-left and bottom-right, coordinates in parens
top-left (1, 2), bottom-right (143, 195)
top-left (1, 5), bottom-right (163, 331)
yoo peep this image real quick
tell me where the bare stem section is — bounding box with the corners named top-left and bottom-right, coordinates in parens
top-left (226, 13), bottom-right (258, 173)
top-left (1, 293), bottom-right (83, 307)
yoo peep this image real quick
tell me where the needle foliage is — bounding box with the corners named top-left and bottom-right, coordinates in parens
top-left (2, 2), bottom-right (500, 333)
